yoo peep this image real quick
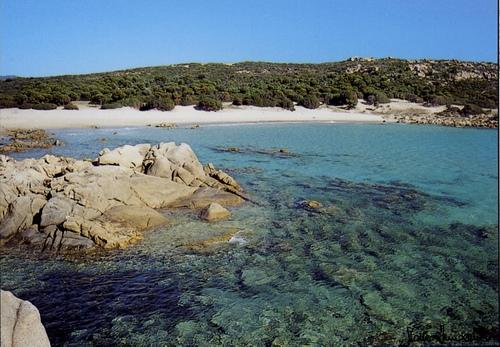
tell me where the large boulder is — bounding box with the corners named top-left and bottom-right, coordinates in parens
top-left (162, 143), bottom-right (204, 173)
top-left (0, 195), bottom-right (46, 244)
top-left (199, 203), bottom-right (231, 221)
top-left (98, 144), bottom-right (150, 168)
top-left (144, 142), bottom-right (206, 184)
top-left (146, 157), bottom-right (173, 178)
top-left (0, 183), bottom-right (18, 219)
top-left (0, 290), bottom-right (51, 347)
top-left (59, 230), bottom-right (95, 250)
top-left (39, 196), bottom-right (73, 228)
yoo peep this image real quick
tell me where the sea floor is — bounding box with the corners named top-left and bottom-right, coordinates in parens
top-left (1, 123), bottom-right (498, 346)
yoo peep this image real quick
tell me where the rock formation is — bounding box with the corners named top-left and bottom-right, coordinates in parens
top-left (0, 142), bottom-right (244, 253)
top-left (0, 290), bottom-right (51, 347)
top-left (200, 202), bottom-right (231, 221)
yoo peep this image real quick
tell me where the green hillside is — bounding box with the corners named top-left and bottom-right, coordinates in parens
top-left (0, 58), bottom-right (497, 112)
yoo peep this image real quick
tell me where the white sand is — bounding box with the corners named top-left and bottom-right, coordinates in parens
top-left (0, 105), bottom-right (385, 130)
top-left (359, 99), bottom-right (447, 115)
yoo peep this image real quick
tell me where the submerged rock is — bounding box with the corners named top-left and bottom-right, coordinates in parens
top-left (182, 227), bottom-right (239, 250)
top-left (155, 122), bottom-right (176, 128)
top-left (0, 290), bottom-right (51, 347)
top-left (298, 199), bottom-right (322, 210)
top-left (199, 202), bottom-right (231, 221)
top-left (0, 129), bottom-right (56, 154)
top-left (211, 146), bottom-right (300, 157)
top-left (0, 142), bottom-right (244, 253)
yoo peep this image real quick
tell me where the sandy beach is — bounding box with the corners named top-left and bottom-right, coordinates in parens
top-left (0, 104), bottom-right (386, 129)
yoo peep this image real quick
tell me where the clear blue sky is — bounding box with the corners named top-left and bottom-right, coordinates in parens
top-left (1, 0), bottom-right (497, 76)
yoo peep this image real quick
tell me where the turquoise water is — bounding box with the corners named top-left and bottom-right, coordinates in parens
top-left (1, 123), bottom-right (498, 346)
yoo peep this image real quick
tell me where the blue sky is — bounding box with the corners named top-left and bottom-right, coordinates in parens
top-left (1, 0), bottom-right (497, 76)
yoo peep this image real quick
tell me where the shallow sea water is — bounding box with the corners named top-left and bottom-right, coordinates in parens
top-left (1, 123), bottom-right (498, 346)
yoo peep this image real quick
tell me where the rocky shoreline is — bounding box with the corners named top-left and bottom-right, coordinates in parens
top-left (0, 142), bottom-right (245, 254)
top-left (387, 113), bottom-right (498, 128)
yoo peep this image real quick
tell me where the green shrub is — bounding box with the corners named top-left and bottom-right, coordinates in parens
top-left (80, 92), bottom-right (92, 101)
top-left (328, 90), bottom-right (358, 108)
top-left (19, 103), bottom-right (34, 109)
top-left (345, 91), bottom-right (358, 109)
top-left (277, 98), bottom-right (295, 111)
top-left (139, 103), bottom-right (152, 111)
top-left (299, 95), bottom-right (320, 109)
top-left (50, 93), bottom-right (71, 106)
top-left (15, 94), bottom-right (28, 104)
top-left (374, 92), bottom-right (389, 104)
top-left (0, 97), bottom-right (18, 108)
top-left (219, 91), bottom-right (232, 102)
top-left (90, 93), bottom-right (105, 105)
top-left (138, 97), bottom-right (175, 111)
top-left (240, 93), bottom-right (273, 107)
top-left (157, 98), bottom-right (175, 111)
top-left (101, 102), bottom-right (123, 109)
top-left (180, 95), bottom-right (197, 106)
top-left (460, 104), bottom-right (483, 116)
top-left (195, 97), bottom-right (222, 111)
top-left (32, 103), bottom-right (57, 110)
top-left (365, 91), bottom-right (390, 105)
top-left (424, 95), bottom-right (452, 107)
top-left (404, 93), bottom-right (424, 103)
top-left (365, 95), bottom-right (376, 105)
top-left (64, 103), bottom-right (79, 110)
top-left (437, 105), bottom-right (461, 116)
top-left (232, 96), bottom-right (243, 106)
top-left (120, 98), bottom-right (142, 108)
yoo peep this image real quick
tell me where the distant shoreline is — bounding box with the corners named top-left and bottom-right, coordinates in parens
top-left (0, 104), bottom-right (387, 130)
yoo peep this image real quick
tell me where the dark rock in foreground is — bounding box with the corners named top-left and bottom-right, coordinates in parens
top-left (0, 142), bottom-right (244, 253)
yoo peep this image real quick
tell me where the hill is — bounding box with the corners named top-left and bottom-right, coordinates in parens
top-left (0, 58), bottom-right (497, 113)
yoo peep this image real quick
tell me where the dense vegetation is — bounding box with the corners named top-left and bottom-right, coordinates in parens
top-left (0, 58), bottom-right (497, 112)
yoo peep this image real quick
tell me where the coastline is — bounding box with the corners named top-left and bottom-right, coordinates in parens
top-left (0, 105), bottom-right (386, 130)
